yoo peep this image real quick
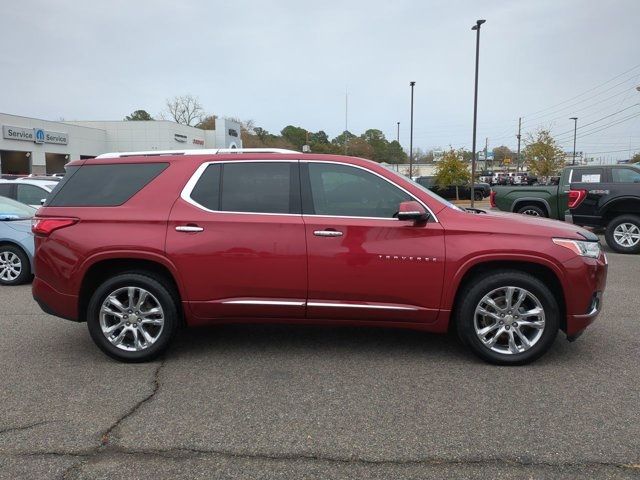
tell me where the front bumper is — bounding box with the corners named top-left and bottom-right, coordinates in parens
top-left (563, 254), bottom-right (607, 338)
top-left (567, 291), bottom-right (603, 340)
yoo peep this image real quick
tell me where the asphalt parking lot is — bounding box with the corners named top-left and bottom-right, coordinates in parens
top-left (0, 240), bottom-right (639, 479)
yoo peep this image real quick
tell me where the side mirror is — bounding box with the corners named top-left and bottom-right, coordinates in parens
top-left (40, 199), bottom-right (46, 205)
top-left (397, 200), bottom-right (429, 222)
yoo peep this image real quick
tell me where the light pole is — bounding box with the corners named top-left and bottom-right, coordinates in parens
top-left (570, 117), bottom-right (578, 165)
top-left (397, 121), bottom-right (400, 143)
top-left (516, 117), bottom-right (522, 172)
top-left (409, 82), bottom-right (416, 179)
top-left (470, 19), bottom-right (486, 208)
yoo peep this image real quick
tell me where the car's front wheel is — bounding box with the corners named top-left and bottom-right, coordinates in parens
top-left (455, 270), bottom-right (559, 365)
top-left (87, 273), bottom-right (179, 362)
top-left (0, 244), bottom-right (31, 286)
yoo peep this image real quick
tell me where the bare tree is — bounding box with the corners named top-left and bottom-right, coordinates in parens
top-left (164, 95), bottom-right (205, 126)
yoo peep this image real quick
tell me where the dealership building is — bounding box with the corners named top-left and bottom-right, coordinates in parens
top-left (0, 113), bottom-right (243, 174)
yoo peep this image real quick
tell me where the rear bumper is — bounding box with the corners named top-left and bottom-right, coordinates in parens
top-left (32, 277), bottom-right (80, 322)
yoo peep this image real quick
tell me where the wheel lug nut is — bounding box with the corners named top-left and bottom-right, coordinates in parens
top-left (499, 321), bottom-right (504, 325)
top-left (513, 323), bottom-right (518, 327)
top-left (505, 325), bottom-right (510, 330)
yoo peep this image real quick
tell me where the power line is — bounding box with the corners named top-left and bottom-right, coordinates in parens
top-left (520, 63), bottom-right (640, 118)
top-left (553, 103), bottom-right (639, 139)
top-left (583, 147), bottom-right (639, 155)
top-left (574, 111), bottom-right (640, 139)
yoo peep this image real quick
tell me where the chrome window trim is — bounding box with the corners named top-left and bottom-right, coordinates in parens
top-left (181, 158), bottom-right (438, 222)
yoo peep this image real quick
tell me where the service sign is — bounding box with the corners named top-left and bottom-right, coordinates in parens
top-left (2, 125), bottom-right (68, 145)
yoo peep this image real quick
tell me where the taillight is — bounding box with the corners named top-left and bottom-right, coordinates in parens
top-left (489, 190), bottom-right (496, 208)
top-left (568, 189), bottom-right (587, 209)
top-left (32, 217), bottom-right (78, 236)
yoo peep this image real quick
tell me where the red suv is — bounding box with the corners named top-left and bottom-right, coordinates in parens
top-left (32, 149), bottom-right (607, 364)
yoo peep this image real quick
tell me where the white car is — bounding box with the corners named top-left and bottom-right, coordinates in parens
top-left (0, 177), bottom-right (59, 208)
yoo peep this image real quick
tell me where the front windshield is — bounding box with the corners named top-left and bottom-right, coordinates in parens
top-left (0, 196), bottom-right (37, 220)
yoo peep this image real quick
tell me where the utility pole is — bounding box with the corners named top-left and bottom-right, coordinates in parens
top-left (470, 19), bottom-right (486, 208)
top-left (516, 117), bottom-right (521, 172)
top-left (397, 122), bottom-right (400, 143)
top-left (344, 89), bottom-right (349, 155)
top-left (570, 117), bottom-right (578, 165)
top-left (409, 81), bottom-right (416, 179)
top-left (484, 137), bottom-right (488, 171)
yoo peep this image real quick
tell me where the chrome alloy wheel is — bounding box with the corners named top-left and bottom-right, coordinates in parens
top-left (0, 251), bottom-right (22, 282)
top-left (474, 286), bottom-right (545, 355)
top-left (99, 287), bottom-right (165, 352)
top-left (613, 223), bottom-right (640, 248)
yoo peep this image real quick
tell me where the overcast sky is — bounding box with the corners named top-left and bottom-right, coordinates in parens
top-left (2, 0), bottom-right (639, 160)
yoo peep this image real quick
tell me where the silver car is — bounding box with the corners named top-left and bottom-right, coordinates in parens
top-left (0, 196), bottom-right (36, 285)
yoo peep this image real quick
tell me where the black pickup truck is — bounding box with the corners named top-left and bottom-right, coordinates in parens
top-left (568, 164), bottom-right (640, 253)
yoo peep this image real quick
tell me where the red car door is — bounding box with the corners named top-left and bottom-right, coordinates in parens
top-left (165, 160), bottom-right (307, 321)
top-left (301, 161), bottom-right (445, 323)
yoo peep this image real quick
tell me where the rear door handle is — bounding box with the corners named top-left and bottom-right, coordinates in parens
top-left (314, 230), bottom-right (343, 237)
top-left (176, 225), bottom-right (204, 233)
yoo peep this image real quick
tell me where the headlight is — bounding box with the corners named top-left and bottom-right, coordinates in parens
top-left (553, 238), bottom-right (601, 259)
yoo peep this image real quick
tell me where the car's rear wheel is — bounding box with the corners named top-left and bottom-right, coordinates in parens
top-left (474, 191), bottom-right (483, 201)
top-left (455, 270), bottom-right (559, 365)
top-left (605, 215), bottom-right (640, 254)
top-left (516, 204), bottom-right (547, 217)
top-left (87, 273), bottom-right (178, 362)
top-left (0, 244), bottom-right (31, 286)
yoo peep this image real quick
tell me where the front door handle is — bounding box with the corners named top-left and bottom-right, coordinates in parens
top-left (314, 230), bottom-right (343, 237)
top-left (176, 225), bottom-right (204, 233)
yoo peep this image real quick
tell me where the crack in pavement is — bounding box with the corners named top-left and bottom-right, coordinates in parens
top-left (3, 358), bottom-right (638, 477)
top-left (98, 359), bottom-right (165, 447)
top-left (1, 448), bottom-right (638, 480)
top-left (0, 420), bottom-right (53, 436)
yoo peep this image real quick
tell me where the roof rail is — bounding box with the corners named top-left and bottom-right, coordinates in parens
top-left (95, 148), bottom-right (300, 159)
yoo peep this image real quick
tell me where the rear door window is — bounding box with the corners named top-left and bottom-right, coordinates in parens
top-left (46, 163), bottom-right (168, 207)
top-left (17, 185), bottom-right (47, 205)
top-left (571, 168), bottom-right (604, 183)
top-left (611, 168), bottom-right (640, 183)
top-left (189, 162), bottom-right (300, 214)
top-left (0, 184), bottom-right (13, 199)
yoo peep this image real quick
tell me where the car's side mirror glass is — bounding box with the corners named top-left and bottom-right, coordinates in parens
top-left (397, 200), bottom-right (429, 223)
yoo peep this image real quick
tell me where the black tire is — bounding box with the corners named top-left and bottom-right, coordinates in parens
top-left (87, 273), bottom-right (179, 362)
top-left (455, 270), bottom-right (559, 365)
top-left (0, 244), bottom-right (31, 286)
top-left (474, 191), bottom-right (483, 201)
top-left (516, 204), bottom-right (547, 217)
top-left (605, 215), bottom-right (640, 254)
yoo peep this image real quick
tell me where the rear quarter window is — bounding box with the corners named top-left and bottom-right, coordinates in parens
top-left (45, 163), bottom-right (168, 207)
